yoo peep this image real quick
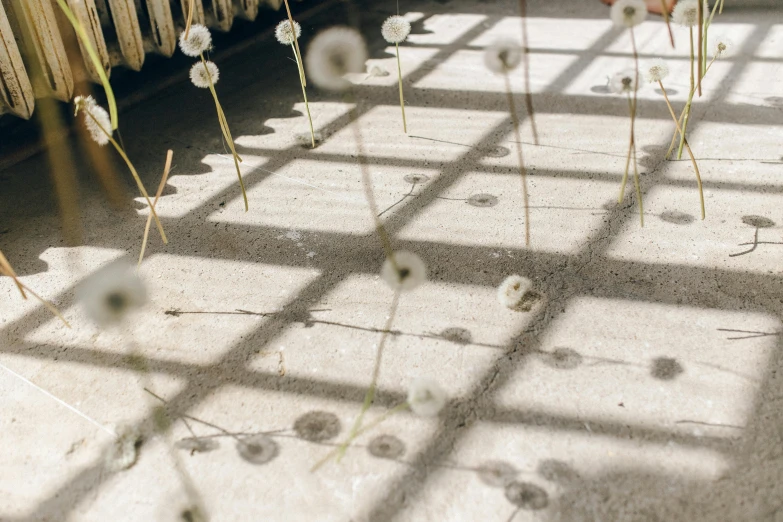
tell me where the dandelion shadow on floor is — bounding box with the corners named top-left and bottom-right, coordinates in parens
top-left (729, 215), bottom-right (780, 257)
top-left (659, 210), bottom-right (696, 225)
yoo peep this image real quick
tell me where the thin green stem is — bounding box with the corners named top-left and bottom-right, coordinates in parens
top-left (395, 43), bottom-right (407, 134)
top-left (697, 0), bottom-right (703, 96)
top-left (619, 28), bottom-right (643, 227)
top-left (200, 55), bottom-right (248, 211)
top-left (659, 81), bottom-right (705, 219)
top-left (677, 27), bottom-right (696, 160)
top-left (293, 44), bottom-right (316, 147)
top-left (337, 290), bottom-right (401, 461)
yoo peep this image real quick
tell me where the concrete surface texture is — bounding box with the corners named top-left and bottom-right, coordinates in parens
top-left (1, 0), bottom-right (782, 520)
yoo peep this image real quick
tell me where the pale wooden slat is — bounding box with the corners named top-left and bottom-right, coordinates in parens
top-left (0, 1), bottom-right (34, 118)
top-left (66, 0), bottom-right (112, 82)
top-left (107, 0), bottom-right (145, 70)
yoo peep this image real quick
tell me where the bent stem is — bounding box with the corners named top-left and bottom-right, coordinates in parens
top-left (661, 0), bottom-right (675, 48)
top-left (292, 44), bottom-right (316, 147)
top-left (503, 69), bottom-right (530, 246)
top-left (0, 251), bottom-right (70, 327)
top-left (87, 112), bottom-right (168, 243)
top-left (283, 0), bottom-right (306, 88)
top-left (336, 290), bottom-right (401, 462)
top-left (138, 150), bottom-right (174, 266)
top-left (395, 43), bottom-right (407, 134)
top-left (200, 55), bottom-right (249, 211)
top-left (184, 0), bottom-right (195, 39)
top-left (659, 81), bottom-right (705, 219)
top-left (677, 27), bottom-right (696, 160)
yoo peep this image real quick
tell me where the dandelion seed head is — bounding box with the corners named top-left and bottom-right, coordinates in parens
top-left (711, 36), bottom-right (734, 59)
top-left (77, 259), bottom-right (147, 327)
top-left (497, 275), bottom-right (532, 310)
top-left (610, 0), bottom-right (647, 28)
top-left (189, 60), bottom-right (219, 88)
top-left (381, 251), bottom-right (426, 291)
top-left (74, 95), bottom-right (111, 146)
top-left (178, 24), bottom-right (211, 56)
top-left (381, 15), bottom-right (411, 44)
top-left (484, 39), bottom-right (522, 74)
top-left (305, 27), bottom-right (368, 91)
top-left (609, 69), bottom-right (639, 94)
top-left (646, 59), bottom-right (669, 83)
top-left (275, 19), bottom-right (302, 46)
top-left (407, 377), bottom-right (447, 417)
top-left (236, 434), bottom-right (279, 465)
top-left (104, 425), bottom-right (143, 472)
top-left (672, 0), bottom-right (699, 27)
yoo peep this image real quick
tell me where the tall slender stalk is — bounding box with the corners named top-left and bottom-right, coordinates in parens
top-left (503, 69), bottom-right (531, 246)
top-left (697, 0), bottom-right (703, 96)
top-left (0, 251), bottom-right (70, 327)
top-left (517, 0), bottom-right (539, 145)
top-left (659, 81), bottom-right (705, 219)
top-left (667, 56), bottom-right (716, 159)
top-left (86, 112), bottom-right (168, 243)
top-left (138, 150), bottom-right (173, 266)
top-left (618, 28), bottom-right (643, 226)
top-left (199, 55), bottom-right (249, 211)
top-left (283, 0), bottom-right (306, 88)
top-left (395, 43), bottom-right (407, 133)
top-left (292, 44), bottom-right (316, 147)
top-left (661, 0), bottom-right (675, 48)
top-left (676, 27), bottom-right (696, 160)
top-left (184, 0), bottom-right (195, 39)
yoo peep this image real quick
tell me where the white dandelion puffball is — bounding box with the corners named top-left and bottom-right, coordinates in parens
top-left (77, 259), bottom-right (147, 327)
top-left (381, 15), bottom-right (411, 44)
top-left (407, 378), bottom-right (447, 417)
top-left (497, 275), bottom-right (532, 310)
top-left (646, 59), bottom-right (669, 83)
top-left (74, 95), bottom-right (111, 146)
top-left (275, 19), bottom-right (302, 46)
top-left (711, 36), bottom-right (734, 59)
top-left (381, 251), bottom-right (427, 291)
top-left (484, 40), bottom-right (522, 74)
top-left (610, 0), bottom-right (647, 28)
top-left (178, 24), bottom-right (211, 56)
top-left (190, 60), bottom-right (219, 88)
top-left (305, 27), bottom-right (367, 91)
top-left (105, 425), bottom-right (143, 472)
top-left (672, 0), bottom-right (699, 27)
top-left (609, 69), bottom-right (639, 94)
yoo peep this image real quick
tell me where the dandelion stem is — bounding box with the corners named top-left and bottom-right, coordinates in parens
top-left (667, 56), bottom-right (716, 160)
top-left (677, 27), bottom-right (696, 160)
top-left (184, 0), bottom-right (195, 40)
top-left (87, 111), bottom-right (168, 243)
top-left (200, 55), bottom-right (249, 211)
top-left (659, 81), bottom-right (705, 219)
top-left (503, 68), bottom-right (530, 247)
top-left (661, 0), bottom-right (675, 48)
top-left (337, 289), bottom-right (401, 462)
top-left (395, 43), bottom-right (407, 134)
top-left (517, 0), bottom-right (539, 144)
top-left (138, 150), bottom-right (173, 266)
top-left (54, 0), bottom-right (118, 130)
top-left (292, 44), bottom-right (316, 148)
top-left (0, 252), bottom-right (70, 327)
top-left (283, 0), bottom-right (306, 88)
top-left (312, 402), bottom-right (409, 472)
top-left (619, 28), bottom-right (643, 226)
top-left (697, 0), bottom-right (703, 97)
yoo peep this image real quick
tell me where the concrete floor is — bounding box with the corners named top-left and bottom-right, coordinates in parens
top-left (1, 0), bottom-right (782, 520)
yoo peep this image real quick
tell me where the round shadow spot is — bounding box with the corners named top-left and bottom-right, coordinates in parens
top-left (742, 215), bottom-right (775, 228)
top-left (477, 460), bottom-right (518, 488)
top-left (440, 327), bottom-right (472, 345)
top-left (236, 434), bottom-right (279, 465)
top-left (540, 347), bottom-right (583, 370)
top-left (404, 173), bottom-right (430, 184)
top-left (293, 411), bottom-right (341, 442)
top-left (368, 434), bottom-right (406, 460)
top-left (537, 459), bottom-right (580, 484)
top-left (175, 437), bottom-right (219, 453)
top-left (504, 481), bottom-right (549, 510)
top-left (590, 84), bottom-right (611, 94)
top-left (650, 357), bottom-right (684, 380)
top-left (467, 193), bottom-right (499, 208)
top-left (659, 210), bottom-right (695, 225)
top-left (483, 145), bottom-right (510, 158)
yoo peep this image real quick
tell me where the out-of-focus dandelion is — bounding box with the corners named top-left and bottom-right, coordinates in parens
top-left (484, 40), bottom-right (531, 245)
top-left (180, 26), bottom-right (248, 211)
top-left (407, 377), bottom-right (447, 417)
top-left (710, 35), bottom-right (733, 59)
top-left (74, 96), bottom-right (168, 243)
top-left (610, 0), bottom-right (647, 28)
top-left (672, 0), bottom-right (699, 27)
top-left (645, 59), bottom-right (669, 83)
top-left (77, 258), bottom-right (147, 327)
top-left (497, 275), bottom-right (532, 310)
top-left (381, 251), bottom-right (426, 291)
top-left (104, 425), bottom-right (143, 472)
top-left (305, 27), bottom-right (367, 92)
top-left (382, 15), bottom-right (412, 133)
top-left (276, 19), bottom-right (316, 148)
